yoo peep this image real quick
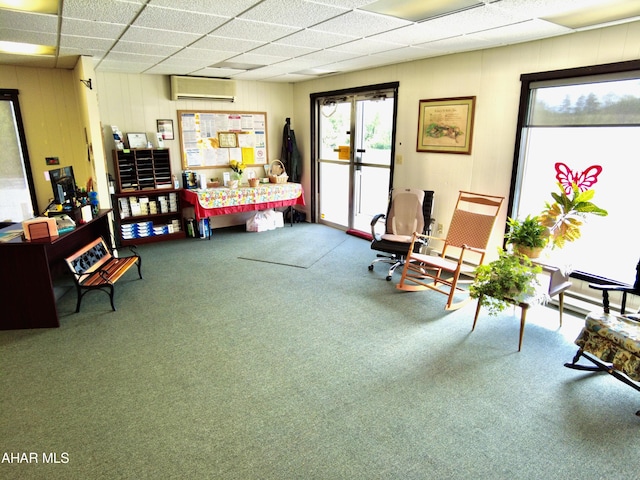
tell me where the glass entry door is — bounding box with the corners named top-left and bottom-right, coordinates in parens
top-left (317, 90), bottom-right (395, 232)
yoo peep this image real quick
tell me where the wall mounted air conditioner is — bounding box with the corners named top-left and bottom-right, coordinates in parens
top-left (170, 76), bottom-right (236, 102)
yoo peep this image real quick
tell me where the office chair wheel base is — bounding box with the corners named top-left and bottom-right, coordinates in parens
top-left (386, 275), bottom-right (392, 281)
top-left (368, 265), bottom-right (374, 271)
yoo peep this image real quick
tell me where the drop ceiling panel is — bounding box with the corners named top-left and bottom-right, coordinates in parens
top-left (311, 9), bottom-right (412, 36)
top-left (120, 26), bottom-right (202, 47)
top-left (59, 35), bottom-right (114, 52)
top-left (238, 0), bottom-right (348, 28)
top-left (62, 0), bottom-right (142, 24)
top-left (275, 29), bottom-right (356, 49)
top-left (0, 9), bottom-right (57, 33)
top-left (211, 19), bottom-right (300, 42)
top-left (190, 35), bottom-right (265, 53)
top-left (132, 6), bottom-right (228, 34)
top-left (60, 18), bottom-right (127, 39)
top-left (148, 0), bottom-right (259, 17)
top-left (0, 29), bottom-right (57, 46)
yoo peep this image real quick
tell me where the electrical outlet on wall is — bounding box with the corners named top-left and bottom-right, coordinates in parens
top-left (437, 223), bottom-right (443, 234)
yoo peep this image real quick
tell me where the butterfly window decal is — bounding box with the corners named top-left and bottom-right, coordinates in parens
top-left (554, 162), bottom-right (602, 195)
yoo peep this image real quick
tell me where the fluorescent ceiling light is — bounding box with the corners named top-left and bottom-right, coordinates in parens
top-left (210, 62), bottom-right (265, 71)
top-left (543, 0), bottom-right (640, 29)
top-left (361, 0), bottom-right (481, 22)
top-left (0, 0), bottom-right (58, 14)
top-left (0, 40), bottom-right (56, 56)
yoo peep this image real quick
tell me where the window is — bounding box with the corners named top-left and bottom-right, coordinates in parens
top-left (511, 61), bottom-right (640, 285)
top-left (0, 89), bottom-right (37, 222)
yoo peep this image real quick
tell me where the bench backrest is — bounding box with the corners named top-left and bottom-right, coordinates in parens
top-left (65, 238), bottom-right (113, 276)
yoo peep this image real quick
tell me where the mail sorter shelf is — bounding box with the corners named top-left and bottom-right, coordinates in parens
top-left (113, 148), bottom-right (173, 191)
top-left (113, 189), bottom-right (185, 246)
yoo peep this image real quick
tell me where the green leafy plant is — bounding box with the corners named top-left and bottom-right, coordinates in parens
top-left (538, 183), bottom-right (608, 249)
top-left (505, 215), bottom-right (548, 249)
top-left (470, 249), bottom-right (542, 316)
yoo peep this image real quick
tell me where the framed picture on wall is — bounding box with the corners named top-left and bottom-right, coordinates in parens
top-left (416, 96), bottom-right (476, 154)
top-left (157, 119), bottom-right (174, 140)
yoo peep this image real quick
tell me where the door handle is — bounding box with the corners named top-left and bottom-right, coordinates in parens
top-left (356, 149), bottom-right (366, 153)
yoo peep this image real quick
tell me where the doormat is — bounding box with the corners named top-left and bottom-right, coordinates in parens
top-left (238, 224), bottom-right (347, 268)
top-left (346, 229), bottom-right (373, 241)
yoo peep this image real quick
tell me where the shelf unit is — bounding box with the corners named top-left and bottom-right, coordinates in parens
top-left (113, 148), bottom-right (172, 191)
top-left (111, 149), bottom-right (184, 245)
top-left (112, 189), bottom-right (185, 246)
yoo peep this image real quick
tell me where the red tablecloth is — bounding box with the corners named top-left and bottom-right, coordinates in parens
top-left (181, 183), bottom-right (305, 220)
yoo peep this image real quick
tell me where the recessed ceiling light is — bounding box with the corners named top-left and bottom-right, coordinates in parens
top-left (361, 0), bottom-right (481, 22)
top-left (543, 0), bottom-right (640, 29)
top-left (0, 40), bottom-right (56, 56)
top-left (0, 0), bottom-right (59, 14)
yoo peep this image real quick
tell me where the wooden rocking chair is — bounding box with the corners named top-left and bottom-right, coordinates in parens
top-left (396, 190), bottom-right (504, 310)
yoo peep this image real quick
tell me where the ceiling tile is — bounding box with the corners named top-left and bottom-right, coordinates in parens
top-left (211, 18), bottom-right (300, 42)
top-left (111, 41), bottom-right (182, 56)
top-left (0, 9), bottom-right (57, 33)
top-left (190, 35), bottom-right (265, 53)
top-left (132, 5), bottom-right (228, 34)
top-left (120, 26), bottom-right (202, 47)
top-left (62, 0), bottom-right (142, 24)
top-left (239, 0), bottom-right (348, 28)
top-left (60, 18), bottom-right (127, 39)
top-left (0, 29), bottom-right (57, 46)
top-left (276, 29), bottom-right (356, 49)
top-left (59, 35), bottom-right (114, 52)
top-left (148, 0), bottom-right (258, 17)
top-left (311, 9), bottom-right (411, 36)
top-left (250, 43), bottom-right (317, 58)
top-left (328, 37), bottom-right (406, 55)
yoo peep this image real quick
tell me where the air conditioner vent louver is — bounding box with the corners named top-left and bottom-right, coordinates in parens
top-left (170, 76), bottom-right (236, 102)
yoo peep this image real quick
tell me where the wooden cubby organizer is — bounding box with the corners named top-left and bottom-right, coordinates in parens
top-left (112, 149), bottom-right (185, 245)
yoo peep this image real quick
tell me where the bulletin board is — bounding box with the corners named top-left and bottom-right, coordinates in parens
top-left (177, 110), bottom-right (269, 169)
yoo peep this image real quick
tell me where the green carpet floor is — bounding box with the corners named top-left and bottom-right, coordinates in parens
top-left (1, 223), bottom-right (638, 479)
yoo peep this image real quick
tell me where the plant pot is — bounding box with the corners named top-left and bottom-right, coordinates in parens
top-left (514, 244), bottom-right (544, 259)
top-left (228, 179), bottom-right (239, 189)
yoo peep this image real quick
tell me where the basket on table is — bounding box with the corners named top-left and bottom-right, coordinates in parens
top-left (268, 159), bottom-right (289, 184)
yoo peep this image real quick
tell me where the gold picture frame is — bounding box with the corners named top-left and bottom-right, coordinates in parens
top-left (416, 96), bottom-right (476, 154)
top-left (218, 132), bottom-right (238, 148)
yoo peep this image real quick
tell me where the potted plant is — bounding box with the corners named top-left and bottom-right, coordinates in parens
top-left (504, 215), bottom-right (548, 259)
top-left (470, 248), bottom-right (542, 316)
top-left (538, 183), bottom-right (608, 249)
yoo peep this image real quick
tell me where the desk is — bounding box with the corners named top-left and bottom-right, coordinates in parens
top-left (0, 210), bottom-right (112, 330)
top-left (181, 183), bottom-right (305, 221)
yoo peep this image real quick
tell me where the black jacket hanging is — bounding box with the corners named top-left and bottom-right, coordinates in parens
top-left (281, 118), bottom-right (301, 183)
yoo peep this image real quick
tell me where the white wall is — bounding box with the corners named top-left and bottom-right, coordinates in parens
top-left (291, 20), bottom-right (640, 256)
top-left (95, 73), bottom-right (293, 226)
top-left (93, 20), bottom-right (640, 241)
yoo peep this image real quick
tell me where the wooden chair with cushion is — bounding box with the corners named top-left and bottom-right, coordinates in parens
top-left (564, 260), bottom-right (640, 416)
top-left (396, 190), bottom-right (504, 310)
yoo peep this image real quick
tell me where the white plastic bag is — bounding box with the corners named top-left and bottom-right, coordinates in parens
top-left (246, 210), bottom-right (276, 232)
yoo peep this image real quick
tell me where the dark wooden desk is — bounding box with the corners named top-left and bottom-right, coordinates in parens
top-left (0, 210), bottom-right (112, 330)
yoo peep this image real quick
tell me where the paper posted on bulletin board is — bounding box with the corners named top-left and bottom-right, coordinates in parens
top-left (178, 110), bottom-right (268, 169)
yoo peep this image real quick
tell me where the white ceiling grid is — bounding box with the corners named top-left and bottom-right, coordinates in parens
top-left (0, 0), bottom-right (638, 82)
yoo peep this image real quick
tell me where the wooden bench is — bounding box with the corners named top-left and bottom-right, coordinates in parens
top-left (65, 238), bottom-right (142, 312)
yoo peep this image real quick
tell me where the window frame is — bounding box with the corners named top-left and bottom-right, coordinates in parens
top-left (509, 59), bottom-right (640, 286)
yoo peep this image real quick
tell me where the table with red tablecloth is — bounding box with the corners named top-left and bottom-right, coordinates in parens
top-left (181, 183), bottom-right (305, 221)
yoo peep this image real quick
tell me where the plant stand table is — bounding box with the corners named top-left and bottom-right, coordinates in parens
top-left (473, 261), bottom-right (572, 351)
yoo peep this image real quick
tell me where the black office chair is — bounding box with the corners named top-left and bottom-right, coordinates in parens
top-left (368, 189), bottom-right (434, 281)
